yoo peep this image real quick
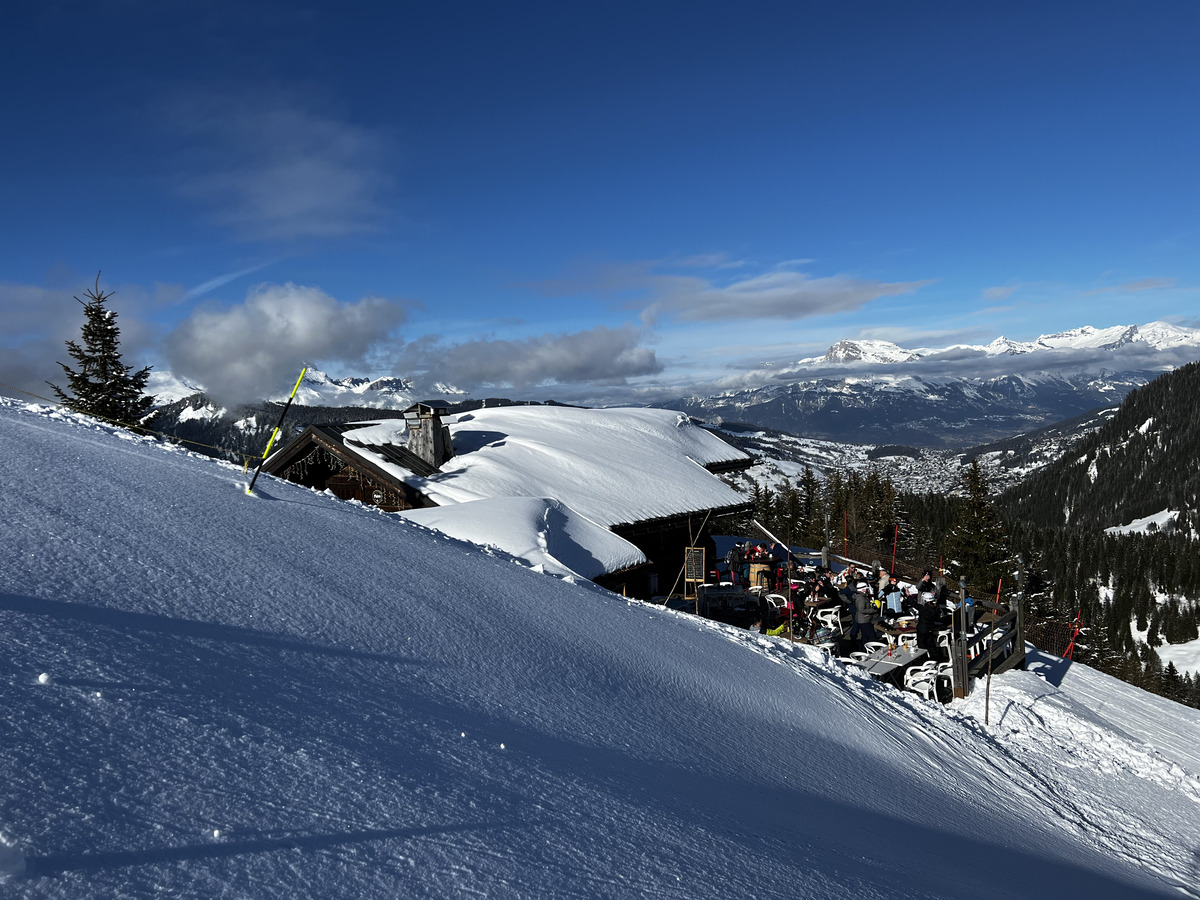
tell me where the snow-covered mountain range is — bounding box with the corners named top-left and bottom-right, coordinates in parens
top-left (811, 321), bottom-right (1198, 365)
top-left (146, 320), bottom-right (1200, 461)
top-left (4, 396), bottom-right (1200, 897)
top-left (669, 321), bottom-right (1200, 449)
top-left (147, 368), bottom-right (432, 410)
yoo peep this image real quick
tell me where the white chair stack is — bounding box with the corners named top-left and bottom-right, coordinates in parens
top-left (903, 664), bottom-right (938, 701)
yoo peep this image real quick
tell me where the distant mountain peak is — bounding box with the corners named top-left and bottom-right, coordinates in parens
top-left (278, 367), bottom-right (419, 409)
top-left (676, 321), bottom-right (1200, 449)
top-left (822, 339), bottom-right (917, 364)
top-left (984, 336), bottom-right (1038, 356)
top-left (1035, 324), bottom-right (1140, 352)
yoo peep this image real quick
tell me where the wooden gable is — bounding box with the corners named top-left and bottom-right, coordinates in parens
top-left (262, 425), bottom-right (434, 512)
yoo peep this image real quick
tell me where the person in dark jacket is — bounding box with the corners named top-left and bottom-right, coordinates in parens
top-left (852, 583), bottom-right (879, 649)
top-left (726, 543), bottom-right (743, 586)
top-left (915, 591), bottom-right (945, 657)
top-left (814, 569), bottom-right (841, 604)
top-left (913, 570), bottom-right (938, 596)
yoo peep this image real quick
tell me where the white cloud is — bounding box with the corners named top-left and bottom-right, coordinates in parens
top-left (531, 258), bottom-right (932, 325)
top-left (981, 285), bottom-right (1018, 301)
top-left (1085, 277), bottom-right (1177, 295)
top-left (163, 283), bottom-right (408, 405)
top-left (642, 270), bottom-right (933, 324)
top-left (395, 325), bottom-right (661, 391)
top-left (166, 93), bottom-right (394, 242)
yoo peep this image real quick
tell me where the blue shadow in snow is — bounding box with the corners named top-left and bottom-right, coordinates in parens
top-left (22, 820), bottom-right (531, 877)
top-left (0, 592), bottom-right (412, 665)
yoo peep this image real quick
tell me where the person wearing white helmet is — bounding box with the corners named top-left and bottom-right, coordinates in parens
top-left (851, 580), bottom-right (879, 649)
top-left (915, 590), bottom-right (946, 657)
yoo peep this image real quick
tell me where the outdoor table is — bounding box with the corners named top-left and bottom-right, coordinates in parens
top-left (695, 584), bottom-right (748, 615)
top-left (805, 595), bottom-right (838, 608)
top-left (846, 646), bottom-right (927, 685)
top-left (875, 618), bottom-right (917, 636)
top-left (697, 584), bottom-right (747, 601)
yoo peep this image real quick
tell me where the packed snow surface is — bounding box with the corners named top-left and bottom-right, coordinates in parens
top-left (349, 406), bottom-right (750, 529)
top-left (3, 398), bottom-right (1200, 899)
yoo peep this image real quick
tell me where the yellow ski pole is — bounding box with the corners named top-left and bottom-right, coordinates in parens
top-left (246, 367), bottom-right (307, 495)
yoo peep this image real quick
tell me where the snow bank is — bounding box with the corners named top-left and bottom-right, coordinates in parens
top-left (0, 836), bottom-right (25, 882)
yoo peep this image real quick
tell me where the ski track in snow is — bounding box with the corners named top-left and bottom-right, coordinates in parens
top-left (688, 617), bottom-right (1200, 897)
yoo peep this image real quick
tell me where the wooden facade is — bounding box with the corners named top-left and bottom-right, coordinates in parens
top-left (611, 506), bottom-right (750, 599)
top-left (262, 424), bottom-right (434, 513)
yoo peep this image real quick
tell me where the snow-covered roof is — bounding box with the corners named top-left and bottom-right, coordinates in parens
top-left (401, 497), bottom-right (647, 580)
top-left (345, 405), bottom-right (751, 529)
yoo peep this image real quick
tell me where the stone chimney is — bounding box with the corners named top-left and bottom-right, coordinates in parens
top-left (403, 403), bottom-right (454, 469)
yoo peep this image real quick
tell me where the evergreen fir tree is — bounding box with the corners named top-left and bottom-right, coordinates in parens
top-left (48, 273), bottom-right (157, 428)
top-left (945, 459), bottom-right (1010, 595)
top-left (1162, 662), bottom-right (1184, 703)
top-left (798, 465), bottom-right (825, 550)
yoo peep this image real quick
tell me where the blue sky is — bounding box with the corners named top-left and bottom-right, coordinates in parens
top-left (3, 1), bottom-right (1198, 405)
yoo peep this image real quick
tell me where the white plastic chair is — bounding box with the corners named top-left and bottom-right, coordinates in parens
top-left (895, 633), bottom-right (918, 651)
top-left (932, 662), bottom-right (955, 698)
top-left (904, 667), bottom-right (937, 701)
top-left (817, 608), bottom-right (842, 631)
top-left (849, 651), bottom-right (868, 662)
top-left (863, 641), bottom-right (888, 654)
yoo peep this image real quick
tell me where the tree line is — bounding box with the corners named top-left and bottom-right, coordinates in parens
top-left (739, 459), bottom-right (1200, 711)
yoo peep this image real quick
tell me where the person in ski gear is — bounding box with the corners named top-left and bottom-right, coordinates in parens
top-left (852, 582), bottom-right (879, 649)
top-left (881, 573), bottom-right (905, 620)
top-left (915, 591), bottom-right (945, 657)
top-left (912, 569), bottom-right (938, 598)
top-left (813, 568), bottom-right (841, 605)
top-left (725, 543), bottom-right (743, 586)
top-left (836, 562), bottom-right (860, 603)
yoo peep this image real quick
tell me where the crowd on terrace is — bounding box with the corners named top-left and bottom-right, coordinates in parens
top-left (699, 542), bottom-right (994, 701)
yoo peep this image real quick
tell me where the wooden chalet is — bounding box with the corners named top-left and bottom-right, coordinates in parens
top-left (263, 403), bottom-right (453, 512)
top-left (263, 404), bottom-right (754, 598)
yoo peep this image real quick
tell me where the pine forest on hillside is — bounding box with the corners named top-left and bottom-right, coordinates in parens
top-left (1002, 360), bottom-right (1200, 535)
top-left (743, 407), bottom-right (1200, 712)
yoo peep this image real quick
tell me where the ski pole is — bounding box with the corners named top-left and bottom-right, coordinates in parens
top-left (246, 367), bottom-right (307, 495)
